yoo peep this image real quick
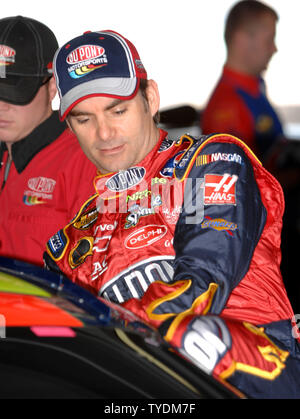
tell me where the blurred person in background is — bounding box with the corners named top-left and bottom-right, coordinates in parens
top-left (201, 0), bottom-right (300, 312)
top-left (0, 16), bottom-right (97, 266)
top-left (202, 0), bottom-right (280, 161)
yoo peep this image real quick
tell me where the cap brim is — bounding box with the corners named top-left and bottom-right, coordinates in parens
top-left (0, 75), bottom-right (43, 105)
top-left (59, 77), bottom-right (138, 120)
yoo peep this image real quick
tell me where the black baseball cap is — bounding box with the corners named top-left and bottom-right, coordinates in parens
top-left (0, 16), bottom-right (58, 105)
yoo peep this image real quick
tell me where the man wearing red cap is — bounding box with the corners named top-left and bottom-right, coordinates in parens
top-left (45, 29), bottom-right (300, 398)
top-left (0, 16), bottom-right (97, 266)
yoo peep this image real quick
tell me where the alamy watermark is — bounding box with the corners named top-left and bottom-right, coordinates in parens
top-left (0, 63), bottom-right (6, 78)
top-left (95, 177), bottom-right (205, 225)
top-left (0, 314), bottom-right (6, 338)
top-left (292, 314), bottom-right (300, 339)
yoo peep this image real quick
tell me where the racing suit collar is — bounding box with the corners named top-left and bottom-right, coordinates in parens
top-left (0, 111), bottom-right (66, 173)
top-left (222, 65), bottom-right (263, 96)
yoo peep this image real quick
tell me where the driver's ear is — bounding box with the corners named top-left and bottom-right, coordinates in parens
top-left (66, 117), bottom-right (74, 133)
top-left (145, 79), bottom-right (160, 117)
top-left (47, 76), bottom-right (57, 102)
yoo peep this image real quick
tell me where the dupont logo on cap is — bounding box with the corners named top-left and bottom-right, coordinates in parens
top-left (66, 44), bottom-right (108, 79)
top-left (0, 45), bottom-right (16, 66)
top-left (66, 45), bottom-right (105, 64)
top-left (54, 30), bottom-right (147, 120)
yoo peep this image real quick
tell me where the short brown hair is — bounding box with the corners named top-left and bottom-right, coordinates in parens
top-left (224, 0), bottom-right (278, 46)
top-left (139, 79), bottom-right (160, 125)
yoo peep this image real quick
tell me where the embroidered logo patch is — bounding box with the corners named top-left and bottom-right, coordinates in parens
top-left (125, 194), bottom-right (162, 229)
top-left (23, 177), bottom-right (56, 205)
top-left (73, 207), bottom-right (98, 230)
top-left (196, 153), bottom-right (243, 166)
top-left (201, 217), bottom-right (237, 235)
top-left (106, 167), bottom-right (146, 192)
top-left (160, 151), bottom-right (185, 178)
top-left (47, 230), bottom-right (67, 259)
top-left (28, 177), bottom-right (56, 194)
top-left (23, 196), bottom-right (46, 206)
top-left (125, 225), bottom-right (167, 249)
top-left (0, 45), bottom-right (16, 66)
top-left (66, 44), bottom-right (108, 79)
top-left (204, 174), bottom-right (238, 205)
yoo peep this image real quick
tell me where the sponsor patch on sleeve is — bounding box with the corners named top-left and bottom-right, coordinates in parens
top-left (204, 174), bottom-right (238, 205)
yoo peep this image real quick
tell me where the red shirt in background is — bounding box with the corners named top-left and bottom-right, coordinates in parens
top-left (201, 66), bottom-right (284, 161)
top-left (0, 111), bottom-right (97, 266)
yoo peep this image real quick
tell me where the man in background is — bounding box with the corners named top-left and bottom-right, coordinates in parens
top-left (0, 16), bottom-right (97, 266)
top-left (201, 0), bottom-right (300, 312)
top-left (201, 0), bottom-right (281, 161)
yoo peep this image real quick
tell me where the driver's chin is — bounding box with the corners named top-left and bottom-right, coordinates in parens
top-left (97, 159), bottom-right (134, 175)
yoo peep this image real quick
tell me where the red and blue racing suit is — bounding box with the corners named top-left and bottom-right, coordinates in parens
top-left (45, 129), bottom-right (300, 398)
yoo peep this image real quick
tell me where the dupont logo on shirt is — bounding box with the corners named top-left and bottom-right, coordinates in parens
top-left (204, 174), bottom-right (238, 205)
top-left (23, 177), bottom-right (56, 205)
